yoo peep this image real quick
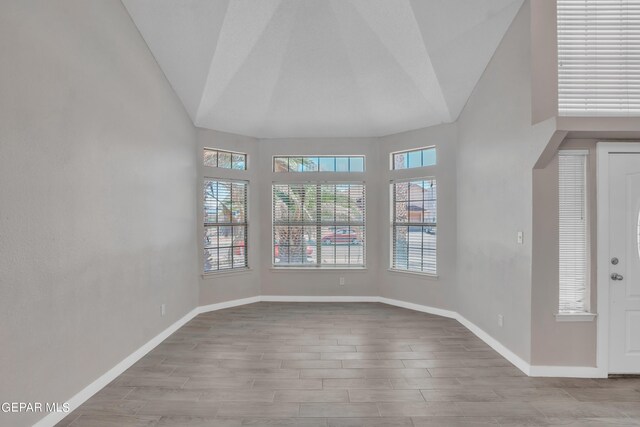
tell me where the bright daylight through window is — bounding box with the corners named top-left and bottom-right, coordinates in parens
top-left (204, 148), bottom-right (247, 170)
top-left (272, 179), bottom-right (365, 268)
top-left (203, 179), bottom-right (248, 273)
top-left (391, 179), bottom-right (437, 275)
top-left (392, 147), bottom-right (436, 170)
top-left (274, 156), bottom-right (364, 172)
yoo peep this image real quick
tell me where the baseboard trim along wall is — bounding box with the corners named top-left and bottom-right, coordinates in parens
top-left (198, 296), bottom-right (262, 313)
top-left (34, 307), bottom-right (200, 427)
top-left (34, 294), bottom-right (606, 427)
top-left (454, 314), bottom-right (532, 376)
top-left (528, 365), bottom-right (607, 378)
top-left (377, 297), bottom-right (533, 376)
top-left (261, 295), bottom-right (379, 303)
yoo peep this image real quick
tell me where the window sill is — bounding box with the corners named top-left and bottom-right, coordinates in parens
top-left (202, 268), bottom-right (253, 279)
top-left (270, 267), bottom-right (367, 272)
top-left (555, 312), bottom-right (597, 322)
top-left (388, 269), bottom-right (438, 279)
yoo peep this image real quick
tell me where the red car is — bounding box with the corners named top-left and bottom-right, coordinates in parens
top-left (321, 229), bottom-right (360, 244)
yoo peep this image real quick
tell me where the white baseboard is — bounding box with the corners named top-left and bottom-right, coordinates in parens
top-left (529, 365), bottom-right (607, 378)
top-left (379, 297), bottom-right (458, 319)
top-left (378, 297), bottom-right (531, 375)
top-left (260, 295), bottom-right (379, 303)
top-left (455, 314), bottom-right (532, 376)
top-left (198, 296), bottom-right (261, 314)
top-left (33, 307), bottom-right (200, 427)
top-left (35, 294), bottom-right (608, 426)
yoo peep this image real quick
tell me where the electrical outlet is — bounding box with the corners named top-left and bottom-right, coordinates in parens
top-left (517, 231), bottom-right (524, 245)
top-left (161, 304), bottom-right (166, 317)
top-left (339, 277), bottom-right (345, 286)
top-left (498, 314), bottom-right (504, 327)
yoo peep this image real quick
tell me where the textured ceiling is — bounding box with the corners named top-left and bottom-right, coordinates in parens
top-left (123, 0), bottom-right (523, 138)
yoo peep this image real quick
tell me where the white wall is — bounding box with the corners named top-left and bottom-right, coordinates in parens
top-left (456, 0), bottom-right (556, 362)
top-left (0, 2), bottom-right (198, 425)
top-left (378, 124), bottom-right (458, 310)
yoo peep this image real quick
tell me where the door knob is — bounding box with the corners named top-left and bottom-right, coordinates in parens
top-left (611, 273), bottom-right (624, 281)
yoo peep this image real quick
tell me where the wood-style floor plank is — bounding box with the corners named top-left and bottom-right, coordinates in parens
top-left (56, 302), bottom-right (640, 426)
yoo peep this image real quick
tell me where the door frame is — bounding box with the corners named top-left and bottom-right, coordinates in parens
top-left (596, 142), bottom-right (640, 376)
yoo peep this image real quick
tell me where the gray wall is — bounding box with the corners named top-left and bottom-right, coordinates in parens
top-left (531, 140), bottom-right (598, 366)
top-left (456, 1), bottom-right (556, 362)
top-left (378, 124), bottom-right (458, 310)
top-left (0, 2), bottom-right (198, 425)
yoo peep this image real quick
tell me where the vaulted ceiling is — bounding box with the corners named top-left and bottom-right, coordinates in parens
top-left (123, 0), bottom-right (523, 138)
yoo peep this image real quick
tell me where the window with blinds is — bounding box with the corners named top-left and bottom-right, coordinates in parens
top-left (558, 151), bottom-right (589, 313)
top-left (272, 183), bottom-right (365, 267)
top-left (557, 0), bottom-right (640, 116)
top-left (203, 179), bottom-right (248, 273)
top-left (391, 178), bottom-right (437, 275)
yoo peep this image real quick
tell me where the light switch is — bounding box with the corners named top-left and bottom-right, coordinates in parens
top-left (517, 231), bottom-right (524, 245)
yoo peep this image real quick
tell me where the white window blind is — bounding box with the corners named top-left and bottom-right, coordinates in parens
top-left (272, 183), bottom-right (365, 267)
top-left (203, 179), bottom-right (248, 273)
top-left (391, 178), bottom-right (437, 275)
top-left (558, 151), bottom-right (589, 313)
top-left (557, 0), bottom-right (640, 116)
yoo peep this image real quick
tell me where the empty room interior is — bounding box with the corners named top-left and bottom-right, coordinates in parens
top-left (4, 0), bottom-right (640, 426)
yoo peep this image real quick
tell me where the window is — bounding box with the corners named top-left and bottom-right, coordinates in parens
top-left (392, 147), bottom-right (436, 170)
top-left (391, 179), bottom-right (437, 274)
top-left (558, 151), bottom-right (589, 313)
top-left (203, 179), bottom-right (248, 273)
top-left (557, 0), bottom-right (640, 116)
top-left (204, 148), bottom-right (247, 170)
top-left (272, 183), bottom-right (365, 267)
top-left (274, 156), bottom-right (365, 172)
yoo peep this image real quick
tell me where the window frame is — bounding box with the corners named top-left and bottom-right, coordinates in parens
top-left (204, 147), bottom-right (248, 170)
top-left (390, 146), bottom-right (436, 170)
top-left (273, 155), bottom-right (366, 173)
top-left (389, 177), bottom-right (438, 276)
top-left (271, 181), bottom-right (366, 269)
top-left (202, 177), bottom-right (249, 274)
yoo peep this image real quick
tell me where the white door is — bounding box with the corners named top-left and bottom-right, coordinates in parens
top-left (608, 153), bottom-right (640, 373)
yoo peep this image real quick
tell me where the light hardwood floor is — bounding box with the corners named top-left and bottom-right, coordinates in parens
top-left (58, 302), bottom-right (640, 426)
